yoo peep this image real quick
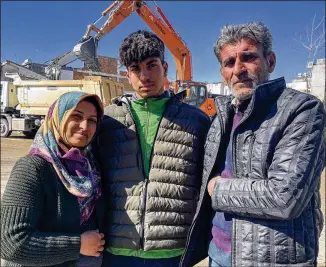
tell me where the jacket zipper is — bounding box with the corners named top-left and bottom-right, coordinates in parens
top-left (231, 218), bottom-right (237, 266)
top-left (247, 134), bottom-right (255, 174)
top-left (139, 178), bottom-right (148, 250)
top-left (181, 97), bottom-right (226, 265)
top-left (139, 99), bottom-right (149, 250)
top-left (140, 98), bottom-right (172, 250)
top-left (231, 99), bottom-right (255, 184)
top-left (123, 98), bottom-right (147, 250)
top-left (230, 98), bottom-right (255, 266)
top-left (126, 97), bottom-right (171, 250)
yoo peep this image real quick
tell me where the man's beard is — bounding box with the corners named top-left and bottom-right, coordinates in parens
top-left (229, 71), bottom-right (270, 102)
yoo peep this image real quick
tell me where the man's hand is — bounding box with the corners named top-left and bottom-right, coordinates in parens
top-left (80, 230), bottom-right (105, 257)
top-left (208, 176), bottom-right (220, 196)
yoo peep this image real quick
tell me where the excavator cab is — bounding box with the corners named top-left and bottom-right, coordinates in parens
top-left (176, 82), bottom-right (215, 117)
top-left (73, 36), bottom-right (100, 72)
top-left (177, 82), bottom-right (207, 108)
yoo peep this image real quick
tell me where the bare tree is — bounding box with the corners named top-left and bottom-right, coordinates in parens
top-left (293, 13), bottom-right (325, 64)
top-left (292, 13), bottom-right (325, 93)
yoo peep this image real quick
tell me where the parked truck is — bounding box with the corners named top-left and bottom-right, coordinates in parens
top-left (0, 74), bottom-right (124, 138)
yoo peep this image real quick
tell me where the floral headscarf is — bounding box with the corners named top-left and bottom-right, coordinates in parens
top-left (29, 91), bottom-right (104, 224)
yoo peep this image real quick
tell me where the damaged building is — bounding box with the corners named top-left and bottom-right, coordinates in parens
top-left (1, 55), bottom-right (133, 92)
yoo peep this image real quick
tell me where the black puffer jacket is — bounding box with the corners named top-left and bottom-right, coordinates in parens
top-left (181, 77), bottom-right (325, 267)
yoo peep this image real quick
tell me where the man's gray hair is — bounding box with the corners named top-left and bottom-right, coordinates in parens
top-left (214, 22), bottom-right (273, 63)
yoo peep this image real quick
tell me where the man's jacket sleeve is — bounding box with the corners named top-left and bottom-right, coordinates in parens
top-left (211, 96), bottom-right (325, 220)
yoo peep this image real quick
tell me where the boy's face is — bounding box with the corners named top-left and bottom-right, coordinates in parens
top-left (126, 57), bottom-right (168, 99)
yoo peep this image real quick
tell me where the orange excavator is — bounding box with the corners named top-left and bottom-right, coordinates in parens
top-left (72, 0), bottom-right (216, 117)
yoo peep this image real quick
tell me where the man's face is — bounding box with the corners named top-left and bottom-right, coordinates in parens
top-left (126, 57), bottom-right (168, 99)
top-left (219, 39), bottom-right (276, 101)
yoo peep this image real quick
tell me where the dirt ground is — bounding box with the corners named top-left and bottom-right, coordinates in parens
top-left (1, 133), bottom-right (325, 266)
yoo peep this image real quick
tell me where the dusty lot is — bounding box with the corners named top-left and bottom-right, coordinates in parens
top-left (1, 134), bottom-right (325, 266)
top-left (1, 134), bottom-right (33, 196)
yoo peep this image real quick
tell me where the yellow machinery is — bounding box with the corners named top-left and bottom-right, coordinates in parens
top-left (0, 75), bottom-right (123, 138)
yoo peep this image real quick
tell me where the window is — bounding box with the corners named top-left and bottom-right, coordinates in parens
top-left (184, 86), bottom-right (197, 106)
top-left (183, 85), bottom-right (207, 107)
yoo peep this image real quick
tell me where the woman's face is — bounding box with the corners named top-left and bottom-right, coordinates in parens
top-left (65, 100), bottom-right (98, 148)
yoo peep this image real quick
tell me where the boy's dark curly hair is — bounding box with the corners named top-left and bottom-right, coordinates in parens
top-left (119, 30), bottom-right (165, 68)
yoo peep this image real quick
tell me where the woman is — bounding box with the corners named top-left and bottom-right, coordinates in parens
top-left (1, 91), bottom-right (106, 267)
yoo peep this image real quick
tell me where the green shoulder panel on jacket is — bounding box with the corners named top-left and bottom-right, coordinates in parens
top-left (131, 97), bottom-right (169, 177)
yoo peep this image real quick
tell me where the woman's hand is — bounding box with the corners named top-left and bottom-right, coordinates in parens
top-left (208, 176), bottom-right (220, 196)
top-left (80, 230), bottom-right (105, 257)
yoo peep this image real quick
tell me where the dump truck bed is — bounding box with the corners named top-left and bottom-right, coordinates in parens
top-left (12, 76), bottom-right (124, 116)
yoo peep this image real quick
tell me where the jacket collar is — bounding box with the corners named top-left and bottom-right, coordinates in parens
top-left (131, 90), bottom-right (171, 101)
top-left (213, 77), bottom-right (286, 130)
top-left (253, 77), bottom-right (286, 106)
top-left (115, 89), bottom-right (184, 107)
top-left (243, 77), bottom-right (286, 118)
top-left (216, 77), bottom-right (286, 110)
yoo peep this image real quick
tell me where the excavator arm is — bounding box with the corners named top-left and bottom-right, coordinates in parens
top-left (75, 0), bottom-right (193, 84)
top-left (72, 0), bottom-right (216, 116)
top-left (73, 1), bottom-right (139, 72)
top-left (71, 0), bottom-right (216, 116)
top-left (135, 1), bottom-right (192, 82)
top-left (90, 1), bottom-right (139, 40)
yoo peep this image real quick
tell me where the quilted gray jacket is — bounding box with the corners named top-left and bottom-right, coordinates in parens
top-left (181, 77), bottom-right (325, 267)
top-left (93, 94), bottom-right (210, 253)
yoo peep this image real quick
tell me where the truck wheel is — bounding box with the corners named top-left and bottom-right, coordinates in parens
top-left (22, 130), bottom-right (37, 139)
top-left (0, 118), bottom-right (12, 138)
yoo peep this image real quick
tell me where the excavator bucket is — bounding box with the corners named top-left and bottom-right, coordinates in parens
top-left (73, 36), bottom-right (101, 72)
